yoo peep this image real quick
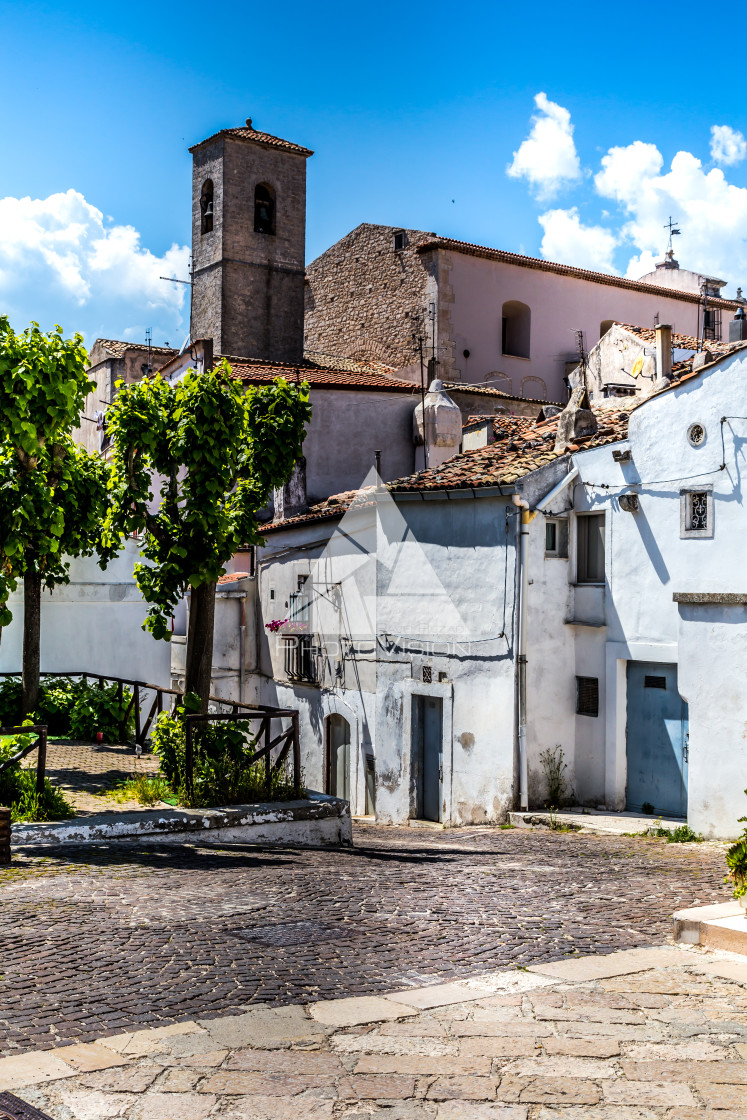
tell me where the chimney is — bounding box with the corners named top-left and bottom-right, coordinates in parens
top-left (554, 386), bottom-right (598, 453)
top-left (655, 324), bottom-right (672, 381)
top-left (273, 458), bottom-right (307, 520)
top-left (729, 305), bottom-right (747, 344)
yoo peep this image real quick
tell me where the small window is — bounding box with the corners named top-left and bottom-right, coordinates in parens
top-left (680, 486), bottom-right (713, 539)
top-left (576, 513), bottom-right (605, 583)
top-left (545, 518), bottom-right (569, 558)
top-left (576, 676), bottom-right (599, 717)
top-left (254, 183), bottom-right (276, 235)
top-left (422, 666), bottom-right (432, 684)
top-left (501, 300), bottom-right (531, 359)
top-left (393, 230), bottom-right (407, 252)
top-left (200, 179), bottom-right (214, 235)
top-left (703, 306), bottom-right (722, 341)
top-left (644, 675), bottom-right (666, 689)
top-left (687, 423), bottom-right (706, 447)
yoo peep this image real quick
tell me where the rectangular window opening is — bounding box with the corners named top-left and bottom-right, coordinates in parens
top-left (576, 676), bottom-right (599, 717)
top-left (644, 675), bottom-right (666, 689)
top-left (576, 513), bottom-right (605, 583)
top-left (545, 518), bottom-right (568, 558)
top-left (422, 666), bottom-right (432, 684)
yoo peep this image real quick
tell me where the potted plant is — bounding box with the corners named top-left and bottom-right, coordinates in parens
top-left (726, 838), bottom-right (747, 912)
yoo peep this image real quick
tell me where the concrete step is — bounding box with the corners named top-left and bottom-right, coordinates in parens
top-left (508, 808), bottom-right (686, 835)
top-left (673, 901), bottom-right (747, 955)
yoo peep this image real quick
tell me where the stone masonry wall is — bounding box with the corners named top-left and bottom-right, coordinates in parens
top-left (191, 135), bottom-right (307, 363)
top-left (304, 224), bottom-right (434, 370)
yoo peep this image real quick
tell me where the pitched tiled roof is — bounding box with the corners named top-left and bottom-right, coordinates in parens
top-left (618, 323), bottom-right (733, 356)
top-left (189, 124), bottom-right (313, 157)
top-left (224, 354), bottom-right (418, 393)
top-left (445, 381), bottom-right (562, 406)
top-left (418, 239), bottom-right (738, 310)
top-left (217, 571), bottom-right (250, 585)
top-left (262, 405), bottom-right (634, 533)
top-left (95, 339), bottom-right (178, 360)
top-left (389, 404), bottom-right (633, 493)
top-left (463, 414), bottom-right (539, 439)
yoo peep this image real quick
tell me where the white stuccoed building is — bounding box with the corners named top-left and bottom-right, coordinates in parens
top-left (530, 339), bottom-right (747, 838)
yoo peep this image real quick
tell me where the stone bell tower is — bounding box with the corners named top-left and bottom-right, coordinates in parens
top-left (189, 117), bottom-right (313, 364)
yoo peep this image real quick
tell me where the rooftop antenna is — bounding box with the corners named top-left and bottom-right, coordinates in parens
top-left (572, 328), bottom-right (587, 394)
top-left (145, 327), bottom-right (152, 375)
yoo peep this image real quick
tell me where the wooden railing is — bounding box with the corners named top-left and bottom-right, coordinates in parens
top-left (0, 675), bottom-right (301, 800)
top-left (184, 708), bottom-right (301, 799)
top-left (0, 723), bottom-right (48, 793)
top-left (0, 671), bottom-right (271, 747)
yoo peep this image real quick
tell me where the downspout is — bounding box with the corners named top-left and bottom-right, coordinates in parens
top-left (512, 463), bottom-right (578, 811)
top-left (239, 596), bottom-right (246, 705)
top-left (512, 495), bottom-right (531, 810)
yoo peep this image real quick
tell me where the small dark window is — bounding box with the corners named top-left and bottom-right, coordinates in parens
top-left (254, 183), bottom-right (276, 235)
top-left (703, 306), bottom-right (722, 341)
top-left (644, 675), bottom-right (666, 689)
top-left (422, 666), bottom-right (432, 683)
top-left (546, 522), bottom-right (557, 552)
top-left (200, 179), bottom-right (214, 235)
top-left (577, 513), bottom-right (605, 583)
top-left (576, 676), bottom-right (599, 717)
top-left (394, 230), bottom-right (406, 252)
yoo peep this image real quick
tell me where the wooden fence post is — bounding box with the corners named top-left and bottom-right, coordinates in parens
top-left (35, 726), bottom-right (47, 795)
top-left (292, 712), bottom-right (301, 797)
top-left (264, 718), bottom-right (272, 798)
top-left (0, 807), bottom-right (10, 864)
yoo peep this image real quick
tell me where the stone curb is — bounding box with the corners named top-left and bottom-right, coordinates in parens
top-left (10, 791), bottom-right (352, 848)
top-left (0, 942), bottom-right (739, 1096)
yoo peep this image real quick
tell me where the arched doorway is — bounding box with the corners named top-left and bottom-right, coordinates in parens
top-left (325, 714), bottom-right (350, 801)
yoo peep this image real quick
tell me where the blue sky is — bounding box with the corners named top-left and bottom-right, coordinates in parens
top-left (2, 0), bottom-right (747, 348)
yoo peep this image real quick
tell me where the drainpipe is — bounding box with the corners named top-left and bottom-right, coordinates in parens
top-left (239, 596), bottom-right (246, 705)
top-left (512, 494), bottom-right (531, 810)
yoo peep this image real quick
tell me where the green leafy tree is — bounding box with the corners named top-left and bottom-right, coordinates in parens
top-left (104, 361), bottom-right (311, 709)
top-left (0, 318), bottom-right (115, 716)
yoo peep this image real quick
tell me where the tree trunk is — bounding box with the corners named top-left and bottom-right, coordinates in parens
top-left (184, 581), bottom-right (217, 713)
top-left (22, 567), bottom-right (42, 718)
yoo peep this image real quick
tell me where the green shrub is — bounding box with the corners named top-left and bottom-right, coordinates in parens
top-left (0, 732), bottom-right (74, 822)
top-left (725, 789), bottom-right (747, 900)
top-left (105, 772), bottom-right (177, 807)
top-left (540, 745), bottom-right (568, 808)
top-left (0, 676), bottom-right (134, 742)
top-left (151, 710), bottom-right (304, 808)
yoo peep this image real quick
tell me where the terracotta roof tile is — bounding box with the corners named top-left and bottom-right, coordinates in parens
top-left (262, 405), bottom-right (634, 533)
top-left (96, 339), bottom-right (178, 360)
top-left (189, 124), bottom-right (313, 157)
top-left (223, 354), bottom-right (418, 393)
top-left (617, 323), bottom-right (733, 356)
top-left (445, 381), bottom-right (562, 406)
top-left (418, 239), bottom-right (738, 310)
top-left (217, 571), bottom-right (250, 585)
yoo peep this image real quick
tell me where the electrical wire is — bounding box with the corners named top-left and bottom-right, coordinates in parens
top-left (580, 415), bottom-right (747, 493)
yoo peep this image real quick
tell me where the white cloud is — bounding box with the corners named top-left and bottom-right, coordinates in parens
top-left (0, 189), bottom-right (189, 346)
top-left (538, 208), bottom-right (618, 273)
top-left (507, 92), bottom-right (582, 199)
top-left (710, 125), bottom-right (747, 167)
top-left (594, 143), bottom-right (747, 285)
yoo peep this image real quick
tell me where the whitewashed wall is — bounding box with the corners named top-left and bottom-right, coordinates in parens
top-left (0, 540), bottom-right (171, 686)
top-left (530, 349), bottom-right (747, 837)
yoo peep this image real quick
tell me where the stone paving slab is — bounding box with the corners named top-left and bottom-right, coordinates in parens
top-left (5, 943), bottom-right (747, 1119)
top-left (0, 822), bottom-right (732, 1054)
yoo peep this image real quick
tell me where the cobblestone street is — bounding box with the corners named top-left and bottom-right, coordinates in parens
top-left (0, 824), bottom-right (730, 1055)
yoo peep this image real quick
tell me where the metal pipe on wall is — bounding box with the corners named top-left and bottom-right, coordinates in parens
top-left (512, 494), bottom-right (531, 810)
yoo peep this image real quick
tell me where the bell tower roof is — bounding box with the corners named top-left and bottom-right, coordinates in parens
top-left (189, 118), bottom-right (313, 157)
